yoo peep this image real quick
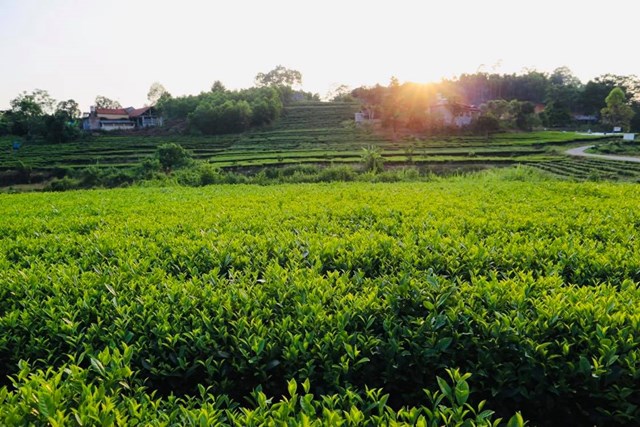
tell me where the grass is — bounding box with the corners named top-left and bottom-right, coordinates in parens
top-left (587, 139), bottom-right (640, 156)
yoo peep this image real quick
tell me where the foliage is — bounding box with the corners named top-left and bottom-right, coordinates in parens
top-left (4, 89), bottom-right (81, 143)
top-left (159, 86), bottom-right (283, 135)
top-left (360, 145), bottom-right (385, 172)
top-left (352, 68), bottom-right (640, 133)
top-left (0, 357), bottom-right (517, 426)
top-left (601, 87), bottom-right (635, 131)
top-left (255, 65), bottom-right (303, 88)
top-left (55, 99), bottom-right (81, 119)
top-left (326, 84), bottom-right (354, 102)
top-left (474, 115), bottom-right (501, 138)
top-left (3, 178), bottom-right (640, 425)
top-left (156, 142), bottom-right (192, 172)
top-left (94, 95), bottom-right (122, 109)
top-left (541, 101), bottom-right (572, 128)
top-left (479, 100), bottom-right (536, 131)
top-left (10, 89), bottom-right (56, 116)
top-left (147, 82), bottom-right (170, 106)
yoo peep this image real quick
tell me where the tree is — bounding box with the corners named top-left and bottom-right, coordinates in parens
top-left (211, 81), bottom-right (227, 93)
top-left (56, 100), bottom-right (81, 119)
top-left (382, 77), bottom-right (404, 134)
top-left (326, 84), bottom-right (353, 102)
top-left (0, 112), bottom-right (9, 136)
top-left (8, 89), bottom-right (56, 137)
top-left (549, 66), bottom-right (581, 88)
top-left (541, 101), bottom-right (572, 128)
top-left (156, 143), bottom-right (192, 172)
top-left (480, 99), bottom-right (510, 120)
top-left (94, 96), bottom-right (122, 109)
top-left (601, 87), bottom-right (635, 131)
top-left (255, 65), bottom-right (302, 88)
top-left (509, 100), bottom-right (536, 131)
top-left (43, 111), bottom-right (80, 144)
top-left (474, 115), bottom-right (500, 139)
top-left (147, 82), bottom-right (169, 106)
top-left (10, 89), bottom-right (55, 117)
top-left (360, 145), bottom-right (385, 173)
top-left (546, 67), bottom-right (582, 113)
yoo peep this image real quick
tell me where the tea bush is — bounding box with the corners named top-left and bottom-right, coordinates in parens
top-left (2, 178), bottom-right (640, 424)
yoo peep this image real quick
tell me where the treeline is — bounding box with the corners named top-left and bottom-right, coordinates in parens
top-left (158, 85), bottom-right (284, 134)
top-left (0, 65), bottom-right (321, 142)
top-left (352, 67), bottom-right (640, 132)
top-left (156, 66), bottom-right (320, 135)
top-left (0, 90), bottom-right (82, 143)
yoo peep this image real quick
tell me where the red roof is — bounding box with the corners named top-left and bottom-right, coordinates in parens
top-left (128, 107), bottom-right (152, 118)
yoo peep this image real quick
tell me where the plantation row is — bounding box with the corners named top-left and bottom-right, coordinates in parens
top-left (1, 177), bottom-right (640, 425)
top-left (528, 157), bottom-right (640, 181)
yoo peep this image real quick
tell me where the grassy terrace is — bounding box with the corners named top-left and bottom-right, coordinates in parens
top-left (0, 102), bottom-right (608, 172)
top-left (528, 157), bottom-right (640, 181)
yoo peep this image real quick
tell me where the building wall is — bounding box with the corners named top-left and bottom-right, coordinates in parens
top-left (97, 113), bottom-right (129, 120)
top-left (429, 105), bottom-right (477, 127)
top-left (101, 122), bottom-right (135, 131)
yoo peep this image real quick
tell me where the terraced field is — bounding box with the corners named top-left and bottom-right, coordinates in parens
top-left (528, 157), bottom-right (640, 182)
top-left (0, 103), bottom-right (607, 173)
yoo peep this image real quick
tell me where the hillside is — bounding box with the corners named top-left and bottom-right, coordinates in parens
top-left (0, 103), bottom-right (612, 181)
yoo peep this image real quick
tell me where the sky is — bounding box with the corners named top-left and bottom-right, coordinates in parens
top-left (0, 0), bottom-right (638, 111)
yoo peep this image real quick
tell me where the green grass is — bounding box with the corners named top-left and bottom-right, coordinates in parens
top-left (587, 139), bottom-right (640, 156)
top-left (1, 174), bottom-right (640, 425)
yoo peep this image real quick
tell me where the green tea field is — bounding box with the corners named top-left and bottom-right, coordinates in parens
top-left (1, 175), bottom-right (640, 425)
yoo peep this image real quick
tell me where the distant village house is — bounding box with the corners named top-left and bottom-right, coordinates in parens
top-left (82, 106), bottom-right (163, 131)
top-left (428, 101), bottom-right (480, 127)
top-left (355, 109), bottom-right (376, 124)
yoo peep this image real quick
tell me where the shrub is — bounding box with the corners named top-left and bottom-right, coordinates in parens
top-left (156, 143), bottom-right (192, 172)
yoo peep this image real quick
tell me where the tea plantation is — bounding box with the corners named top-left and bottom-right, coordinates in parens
top-left (0, 102), bottom-right (607, 172)
top-left (1, 176), bottom-right (640, 425)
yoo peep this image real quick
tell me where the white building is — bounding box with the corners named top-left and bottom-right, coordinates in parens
top-left (428, 101), bottom-right (480, 127)
top-left (82, 106), bottom-right (163, 131)
top-left (355, 109), bottom-right (376, 124)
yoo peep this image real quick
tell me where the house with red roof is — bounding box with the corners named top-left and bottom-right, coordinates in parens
top-left (82, 106), bottom-right (163, 131)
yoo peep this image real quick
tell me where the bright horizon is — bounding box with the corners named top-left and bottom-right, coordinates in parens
top-left (0, 0), bottom-right (638, 111)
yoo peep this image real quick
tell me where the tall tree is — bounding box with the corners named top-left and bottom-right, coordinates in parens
top-left (546, 67), bottom-right (582, 113)
top-left (10, 89), bottom-right (55, 117)
top-left (211, 80), bottom-right (227, 93)
top-left (254, 65), bottom-right (302, 88)
top-left (147, 82), bottom-right (169, 106)
top-left (601, 87), bottom-right (635, 131)
top-left (326, 84), bottom-right (352, 102)
top-left (382, 77), bottom-right (403, 134)
top-left (55, 100), bottom-right (81, 119)
top-left (94, 96), bottom-right (122, 109)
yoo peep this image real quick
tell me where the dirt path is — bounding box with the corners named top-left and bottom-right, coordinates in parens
top-left (565, 145), bottom-right (640, 163)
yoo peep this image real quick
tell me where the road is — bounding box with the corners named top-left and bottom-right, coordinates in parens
top-left (565, 145), bottom-right (640, 163)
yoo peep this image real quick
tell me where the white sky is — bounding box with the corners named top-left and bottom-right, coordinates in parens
top-left (0, 0), bottom-right (638, 111)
